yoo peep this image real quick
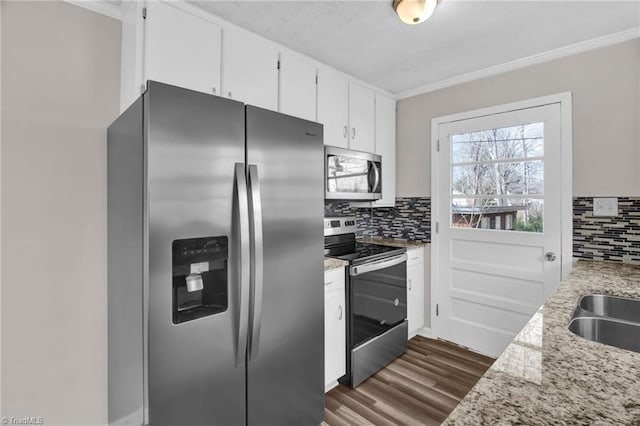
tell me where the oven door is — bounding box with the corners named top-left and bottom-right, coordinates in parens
top-left (325, 146), bottom-right (382, 200)
top-left (349, 254), bottom-right (407, 348)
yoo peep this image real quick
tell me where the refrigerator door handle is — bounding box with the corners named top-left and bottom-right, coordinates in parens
top-left (248, 164), bottom-right (264, 361)
top-left (235, 163), bottom-right (251, 366)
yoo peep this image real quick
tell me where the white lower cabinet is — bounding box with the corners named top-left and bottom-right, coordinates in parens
top-left (407, 247), bottom-right (425, 337)
top-left (324, 267), bottom-right (346, 392)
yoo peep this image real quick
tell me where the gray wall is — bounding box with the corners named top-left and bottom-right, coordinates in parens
top-left (1, 2), bottom-right (120, 424)
top-left (397, 39), bottom-right (640, 197)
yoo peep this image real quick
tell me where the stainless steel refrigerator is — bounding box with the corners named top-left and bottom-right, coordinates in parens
top-left (107, 81), bottom-right (324, 426)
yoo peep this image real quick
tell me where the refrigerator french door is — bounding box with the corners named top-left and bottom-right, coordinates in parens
top-left (108, 81), bottom-right (324, 426)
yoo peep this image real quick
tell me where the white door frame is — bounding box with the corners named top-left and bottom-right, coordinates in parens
top-left (430, 92), bottom-right (573, 340)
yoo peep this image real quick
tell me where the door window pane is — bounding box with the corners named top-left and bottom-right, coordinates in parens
top-left (450, 122), bottom-right (544, 233)
top-left (452, 198), bottom-right (543, 232)
top-left (451, 123), bottom-right (543, 164)
top-left (451, 160), bottom-right (543, 196)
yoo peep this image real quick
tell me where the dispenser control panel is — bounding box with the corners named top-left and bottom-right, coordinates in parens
top-left (171, 236), bottom-right (228, 324)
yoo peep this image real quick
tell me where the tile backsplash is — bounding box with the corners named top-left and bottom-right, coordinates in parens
top-left (326, 196), bottom-right (640, 264)
top-left (324, 197), bottom-right (431, 243)
top-left (573, 197), bottom-right (640, 264)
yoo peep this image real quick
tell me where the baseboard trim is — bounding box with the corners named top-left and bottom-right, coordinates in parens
top-left (416, 326), bottom-right (432, 338)
top-left (409, 326), bottom-right (433, 339)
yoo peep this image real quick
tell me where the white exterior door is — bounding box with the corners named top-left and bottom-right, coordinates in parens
top-left (434, 103), bottom-right (564, 357)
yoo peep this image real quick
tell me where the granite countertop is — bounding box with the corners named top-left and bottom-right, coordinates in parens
top-left (444, 260), bottom-right (640, 425)
top-left (324, 257), bottom-right (349, 271)
top-left (358, 236), bottom-right (429, 249)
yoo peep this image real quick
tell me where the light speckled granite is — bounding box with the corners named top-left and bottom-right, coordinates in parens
top-left (444, 260), bottom-right (640, 425)
top-left (324, 257), bottom-right (349, 271)
top-left (358, 236), bottom-right (428, 249)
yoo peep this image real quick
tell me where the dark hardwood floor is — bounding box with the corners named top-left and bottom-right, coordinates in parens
top-left (322, 335), bottom-right (495, 426)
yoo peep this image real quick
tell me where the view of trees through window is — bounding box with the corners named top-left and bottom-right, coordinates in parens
top-left (450, 122), bottom-right (544, 233)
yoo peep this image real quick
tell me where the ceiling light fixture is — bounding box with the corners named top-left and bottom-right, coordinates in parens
top-left (393, 0), bottom-right (438, 25)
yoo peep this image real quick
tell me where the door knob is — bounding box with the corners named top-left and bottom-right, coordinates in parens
top-left (545, 252), bottom-right (557, 262)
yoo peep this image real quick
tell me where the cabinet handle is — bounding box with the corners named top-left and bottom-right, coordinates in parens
top-left (338, 305), bottom-right (343, 320)
top-left (324, 281), bottom-right (333, 286)
top-left (343, 125), bottom-right (348, 138)
top-left (228, 91), bottom-right (233, 98)
top-left (408, 278), bottom-right (412, 291)
top-left (351, 127), bottom-right (356, 140)
top-left (212, 87), bottom-right (217, 95)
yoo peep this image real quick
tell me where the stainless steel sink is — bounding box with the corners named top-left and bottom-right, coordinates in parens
top-left (575, 294), bottom-right (640, 323)
top-left (568, 317), bottom-right (640, 353)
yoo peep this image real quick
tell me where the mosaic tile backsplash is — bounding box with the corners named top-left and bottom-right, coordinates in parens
top-left (324, 197), bottom-right (431, 243)
top-left (573, 197), bottom-right (640, 264)
top-left (325, 196), bottom-right (640, 264)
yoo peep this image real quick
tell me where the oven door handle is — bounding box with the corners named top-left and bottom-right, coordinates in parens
top-left (350, 254), bottom-right (407, 277)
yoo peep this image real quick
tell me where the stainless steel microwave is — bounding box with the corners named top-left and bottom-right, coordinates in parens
top-left (325, 146), bottom-right (382, 201)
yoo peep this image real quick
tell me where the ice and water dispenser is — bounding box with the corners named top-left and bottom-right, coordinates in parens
top-left (172, 236), bottom-right (228, 324)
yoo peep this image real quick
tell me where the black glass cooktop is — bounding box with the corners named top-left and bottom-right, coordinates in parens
top-left (327, 241), bottom-right (406, 266)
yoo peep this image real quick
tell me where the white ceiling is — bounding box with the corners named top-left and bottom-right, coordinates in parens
top-left (189, 0), bottom-right (640, 94)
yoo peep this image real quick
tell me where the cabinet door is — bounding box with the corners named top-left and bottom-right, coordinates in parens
top-left (278, 52), bottom-right (317, 122)
top-left (324, 288), bottom-right (345, 390)
top-left (144, 2), bottom-right (221, 95)
top-left (374, 94), bottom-right (396, 207)
top-left (317, 67), bottom-right (349, 148)
top-left (222, 27), bottom-right (278, 111)
top-left (324, 268), bottom-right (345, 391)
top-left (120, 0), bottom-right (145, 112)
top-left (348, 83), bottom-right (375, 153)
top-left (407, 249), bottom-right (425, 336)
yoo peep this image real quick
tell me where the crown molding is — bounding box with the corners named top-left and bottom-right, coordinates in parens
top-left (64, 0), bottom-right (123, 21)
top-left (395, 27), bottom-right (640, 100)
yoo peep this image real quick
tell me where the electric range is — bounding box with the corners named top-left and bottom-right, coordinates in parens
top-left (324, 216), bottom-right (408, 388)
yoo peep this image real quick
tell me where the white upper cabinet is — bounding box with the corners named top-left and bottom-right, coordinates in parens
top-left (222, 27), bottom-right (278, 111)
top-left (349, 92), bottom-right (396, 208)
top-left (278, 52), bottom-right (317, 122)
top-left (374, 94), bottom-right (396, 207)
top-left (348, 83), bottom-right (375, 153)
top-left (120, 1), bottom-right (145, 111)
top-left (144, 2), bottom-right (221, 96)
top-left (317, 67), bottom-right (349, 148)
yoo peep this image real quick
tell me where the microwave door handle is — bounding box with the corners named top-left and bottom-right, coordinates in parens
top-left (248, 164), bottom-right (264, 361)
top-left (234, 163), bottom-right (251, 367)
top-left (350, 254), bottom-right (407, 277)
top-left (371, 162), bottom-right (381, 193)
